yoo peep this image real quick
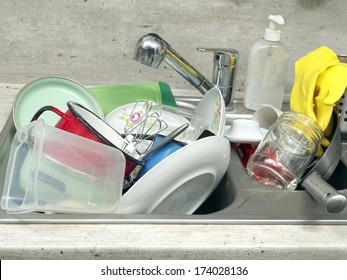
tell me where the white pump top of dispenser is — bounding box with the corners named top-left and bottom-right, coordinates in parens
top-left (264, 15), bottom-right (284, 42)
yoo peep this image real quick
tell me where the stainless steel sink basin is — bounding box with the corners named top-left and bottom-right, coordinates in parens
top-left (1, 96), bottom-right (347, 224)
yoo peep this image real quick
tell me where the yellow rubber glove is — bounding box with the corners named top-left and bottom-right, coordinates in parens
top-left (290, 46), bottom-right (339, 122)
top-left (290, 46), bottom-right (346, 157)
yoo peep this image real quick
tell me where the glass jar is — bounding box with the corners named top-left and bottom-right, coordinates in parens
top-left (247, 111), bottom-right (323, 190)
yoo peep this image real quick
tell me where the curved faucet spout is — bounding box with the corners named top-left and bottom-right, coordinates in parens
top-left (134, 33), bottom-right (214, 95)
top-left (134, 33), bottom-right (168, 68)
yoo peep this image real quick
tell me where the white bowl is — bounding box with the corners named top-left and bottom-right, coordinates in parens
top-left (224, 119), bottom-right (267, 143)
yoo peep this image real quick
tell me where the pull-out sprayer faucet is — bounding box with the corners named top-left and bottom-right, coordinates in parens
top-left (134, 33), bottom-right (239, 108)
top-left (134, 33), bottom-right (214, 95)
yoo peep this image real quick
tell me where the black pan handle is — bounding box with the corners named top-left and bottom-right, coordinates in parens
top-left (302, 171), bottom-right (346, 214)
top-left (31, 106), bottom-right (66, 122)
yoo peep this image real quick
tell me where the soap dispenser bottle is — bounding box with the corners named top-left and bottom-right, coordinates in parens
top-left (244, 15), bottom-right (289, 111)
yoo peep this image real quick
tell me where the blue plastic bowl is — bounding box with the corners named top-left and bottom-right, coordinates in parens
top-left (137, 135), bottom-right (185, 179)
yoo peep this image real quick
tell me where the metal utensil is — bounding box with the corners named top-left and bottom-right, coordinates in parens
top-left (140, 123), bottom-right (189, 160)
top-left (122, 100), bottom-right (169, 156)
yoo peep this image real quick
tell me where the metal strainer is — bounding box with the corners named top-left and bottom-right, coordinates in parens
top-left (337, 54), bottom-right (347, 139)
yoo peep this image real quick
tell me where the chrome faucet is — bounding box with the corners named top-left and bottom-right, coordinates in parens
top-left (134, 33), bottom-right (239, 108)
top-left (197, 47), bottom-right (239, 108)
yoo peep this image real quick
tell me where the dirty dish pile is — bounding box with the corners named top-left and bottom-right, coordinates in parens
top-left (1, 79), bottom-right (230, 215)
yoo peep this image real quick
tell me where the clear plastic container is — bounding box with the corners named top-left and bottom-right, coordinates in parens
top-left (1, 119), bottom-right (125, 214)
top-left (247, 111), bottom-right (323, 190)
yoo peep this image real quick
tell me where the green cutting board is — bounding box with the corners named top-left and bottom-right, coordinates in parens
top-left (89, 81), bottom-right (176, 116)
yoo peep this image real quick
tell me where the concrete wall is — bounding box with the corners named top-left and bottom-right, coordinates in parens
top-left (1, 0), bottom-right (346, 94)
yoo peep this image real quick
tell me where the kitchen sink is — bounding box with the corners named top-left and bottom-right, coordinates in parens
top-left (1, 96), bottom-right (347, 224)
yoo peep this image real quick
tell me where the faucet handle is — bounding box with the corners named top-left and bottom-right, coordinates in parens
top-left (197, 47), bottom-right (239, 108)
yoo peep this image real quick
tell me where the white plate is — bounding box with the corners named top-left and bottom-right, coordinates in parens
top-left (13, 77), bottom-right (103, 129)
top-left (115, 136), bottom-right (231, 214)
top-left (195, 87), bottom-right (226, 136)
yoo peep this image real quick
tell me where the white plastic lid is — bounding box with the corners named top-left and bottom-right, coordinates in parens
top-left (264, 15), bottom-right (284, 42)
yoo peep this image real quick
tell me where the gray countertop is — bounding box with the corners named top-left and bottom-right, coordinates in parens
top-left (2, 224), bottom-right (347, 259)
top-left (1, 84), bottom-right (347, 260)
